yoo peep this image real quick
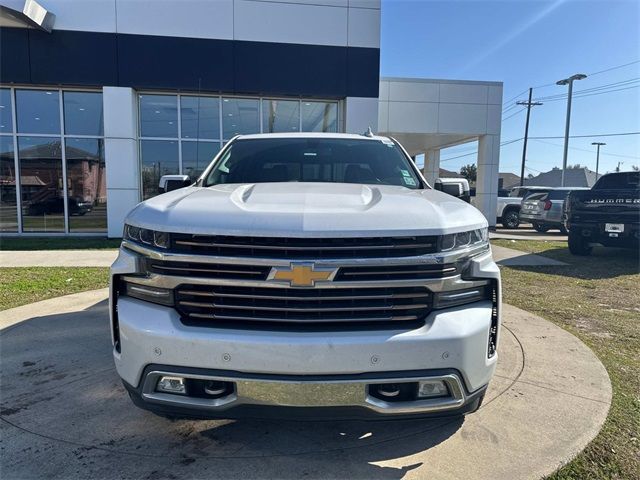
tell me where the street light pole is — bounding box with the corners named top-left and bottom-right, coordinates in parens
top-left (591, 142), bottom-right (606, 179)
top-left (556, 73), bottom-right (587, 186)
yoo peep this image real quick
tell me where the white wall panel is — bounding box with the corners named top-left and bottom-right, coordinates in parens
top-left (107, 188), bottom-right (140, 237)
top-left (377, 101), bottom-right (388, 132)
top-left (234, 0), bottom-right (347, 46)
top-left (388, 102), bottom-right (438, 133)
top-left (31, 0), bottom-right (116, 32)
top-left (345, 97), bottom-right (378, 133)
top-left (251, 0), bottom-right (348, 6)
top-left (105, 139), bottom-right (139, 190)
top-left (487, 85), bottom-right (503, 105)
top-left (116, 0), bottom-right (234, 39)
top-left (349, 0), bottom-right (381, 9)
top-left (439, 83), bottom-right (488, 104)
top-left (438, 103), bottom-right (487, 134)
top-left (486, 104), bottom-right (501, 135)
top-left (102, 87), bottom-right (137, 138)
top-left (347, 6), bottom-right (380, 48)
top-left (378, 80), bottom-right (389, 101)
top-left (389, 81), bottom-right (439, 103)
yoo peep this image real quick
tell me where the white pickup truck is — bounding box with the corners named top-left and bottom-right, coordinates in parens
top-left (110, 133), bottom-right (501, 420)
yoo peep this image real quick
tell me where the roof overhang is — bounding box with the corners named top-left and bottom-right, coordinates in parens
top-left (0, 0), bottom-right (55, 32)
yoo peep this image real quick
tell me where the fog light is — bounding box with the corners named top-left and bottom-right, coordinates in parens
top-left (418, 380), bottom-right (448, 398)
top-left (156, 376), bottom-right (186, 395)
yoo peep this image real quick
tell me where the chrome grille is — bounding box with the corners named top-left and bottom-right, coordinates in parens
top-left (335, 264), bottom-right (457, 281)
top-left (175, 285), bottom-right (432, 327)
top-left (170, 234), bottom-right (438, 259)
top-left (147, 259), bottom-right (270, 280)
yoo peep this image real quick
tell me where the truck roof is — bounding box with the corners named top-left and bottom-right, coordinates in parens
top-left (236, 132), bottom-right (392, 141)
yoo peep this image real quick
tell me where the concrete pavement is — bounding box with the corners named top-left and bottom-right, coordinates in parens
top-left (0, 289), bottom-right (611, 479)
top-left (490, 228), bottom-right (568, 242)
top-left (0, 244), bottom-right (566, 267)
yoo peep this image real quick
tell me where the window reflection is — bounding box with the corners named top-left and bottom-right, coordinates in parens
top-left (181, 141), bottom-right (220, 180)
top-left (65, 138), bottom-right (106, 232)
top-left (140, 140), bottom-right (179, 200)
top-left (302, 102), bottom-right (338, 132)
top-left (64, 92), bottom-right (104, 136)
top-left (181, 96), bottom-right (220, 139)
top-left (262, 100), bottom-right (300, 133)
top-left (18, 137), bottom-right (64, 232)
top-left (140, 95), bottom-right (178, 138)
top-left (0, 136), bottom-right (17, 231)
top-left (222, 98), bottom-right (259, 139)
top-left (0, 89), bottom-right (12, 134)
top-left (16, 90), bottom-right (60, 135)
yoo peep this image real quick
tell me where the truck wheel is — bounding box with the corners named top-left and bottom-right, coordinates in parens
top-left (568, 230), bottom-right (592, 255)
top-left (533, 222), bottom-right (550, 233)
top-left (501, 209), bottom-right (520, 229)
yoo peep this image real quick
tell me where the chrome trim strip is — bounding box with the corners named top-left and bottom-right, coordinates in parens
top-left (141, 371), bottom-right (466, 414)
top-left (177, 301), bottom-right (428, 312)
top-left (175, 240), bottom-right (436, 251)
top-left (177, 290), bottom-right (429, 301)
top-left (122, 240), bottom-right (489, 267)
top-left (187, 313), bottom-right (418, 323)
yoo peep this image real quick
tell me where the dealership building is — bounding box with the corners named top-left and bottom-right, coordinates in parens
top-left (0, 0), bottom-right (502, 237)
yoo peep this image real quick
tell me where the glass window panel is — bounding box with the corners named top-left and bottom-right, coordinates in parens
top-left (18, 136), bottom-right (64, 232)
top-left (301, 101), bottom-right (338, 133)
top-left (64, 92), bottom-right (104, 136)
top-left (0, 89), bottom-right (12, 134)
top-left (262, 99), bottom-right (300, 133)
top-left (140, 140), bottom-right (179, 200)
top-left (0, 136), bottom-right (18, 231)
top-left (140, 95), bottom-right (178, 138)
top-left (181, 141), bottom-right (220, 180)
top-left (181, 96), bottom-right (220, 139)
top-left (65, 138), bottom-right (106, 232)
top-left (16, 90), bottom-right (60, 134)
top-left (222, 98), bottom-right (259, 139)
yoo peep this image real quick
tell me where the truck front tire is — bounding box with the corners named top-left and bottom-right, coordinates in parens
top-left (501, 209), bottom-right (520, 229)
top-left (568, 230), bottom-right (592, 255)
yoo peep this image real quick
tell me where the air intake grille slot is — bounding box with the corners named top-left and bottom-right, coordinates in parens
top-left (336, 264), bottom-right (457, 281)
top-left (175, 285), bottom-right (432, 327)
top-left (147, 260), bottom-right (270, 280)
top-left (170, 234), bottom-right (438, 259)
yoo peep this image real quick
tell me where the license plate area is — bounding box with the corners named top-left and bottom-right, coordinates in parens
top-left (605, 223), bottom-right (624, 233)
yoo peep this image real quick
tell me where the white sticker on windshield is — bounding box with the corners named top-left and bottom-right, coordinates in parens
top-left (379, 138), bottom-right (394, 146)
top-left (401, 169), bottom-right (411, 177)
top-left (404, 177), bottom-right (417, 186)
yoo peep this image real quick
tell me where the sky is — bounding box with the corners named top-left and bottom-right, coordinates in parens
top-left (380, 0), bottom-right (640, 176)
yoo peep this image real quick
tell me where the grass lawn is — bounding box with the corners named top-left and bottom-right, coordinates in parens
top-left (493, 239), bottom-right (640, 479)
top-left (0, 267), bottom-right (109, 311)
top-left (0, 237), bottom-right (121, 250)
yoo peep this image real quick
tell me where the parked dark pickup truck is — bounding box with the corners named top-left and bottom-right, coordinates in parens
top-left (565, 171), bottom-right (640, 255)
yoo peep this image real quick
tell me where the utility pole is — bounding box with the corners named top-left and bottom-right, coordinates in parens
top-left (516, 88), bottom-right (542, 186)
top-left (556, 73), bottom-right (587, 186)
top-left (591, 142), bottom-right (606, 179)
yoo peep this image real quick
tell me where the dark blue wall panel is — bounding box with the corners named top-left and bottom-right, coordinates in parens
top-left (28, 29), bottom-right (118, 86)
top-left (117, 33), bottom-right (235, 92)
top-left (0, 27), bottom-right (31, 83)
top-left (0, 27), bottom-right (380, 99)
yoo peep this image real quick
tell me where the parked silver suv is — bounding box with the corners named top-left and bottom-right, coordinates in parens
top-left (520, 188), bottom-right (588, 232)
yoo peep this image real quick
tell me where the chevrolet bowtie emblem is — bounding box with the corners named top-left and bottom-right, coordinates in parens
top-left (269, 263), bottom-right (337, 287)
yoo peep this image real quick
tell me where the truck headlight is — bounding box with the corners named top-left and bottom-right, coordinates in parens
top-left (124, 224), bottom-right (170, 249)
top-left (439, 228), bottom-right (488, 252)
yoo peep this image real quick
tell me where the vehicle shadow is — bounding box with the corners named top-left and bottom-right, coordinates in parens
top-left (502, 246), bottom-right (640, 280)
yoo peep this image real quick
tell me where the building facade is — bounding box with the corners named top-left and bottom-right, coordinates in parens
top-left (0, 0), bottom-right (501, 237)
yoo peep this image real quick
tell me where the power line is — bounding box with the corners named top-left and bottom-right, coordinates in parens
top-left (588, 59), bottom-right (640, 77)
top-left (530, 139), bottom-right (640, 159)
top-left (533, 77), bottom-right (640, 101)
top-left (502, 108), bottom-right (526, 121)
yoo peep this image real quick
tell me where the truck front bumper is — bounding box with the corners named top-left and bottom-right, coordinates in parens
top-left (114, 295), bottom-right (496, 418)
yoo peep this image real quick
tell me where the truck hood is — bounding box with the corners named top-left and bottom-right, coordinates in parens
top-left (126, 183), bottom-right (488, 237)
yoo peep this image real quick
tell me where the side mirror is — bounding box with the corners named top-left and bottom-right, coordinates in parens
top-left (159, 175), bottom-right (191, 194)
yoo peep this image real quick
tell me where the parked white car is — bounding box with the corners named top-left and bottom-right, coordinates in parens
top-left (110, 133), bottom-right (501, 420)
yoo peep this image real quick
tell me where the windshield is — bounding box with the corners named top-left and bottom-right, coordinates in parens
top-left (203, 138), bottom-right (423, 189)
top-left (593, 172), bottom-right (640, 190)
